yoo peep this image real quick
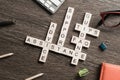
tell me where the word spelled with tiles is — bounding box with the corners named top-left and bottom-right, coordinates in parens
top-left (25, 7), bottom-right (100, 65)
top-left (71, 13), bottom-right (100, 65)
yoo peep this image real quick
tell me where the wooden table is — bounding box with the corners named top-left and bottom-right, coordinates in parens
top-left (0, 0), bottom-right (120, 80)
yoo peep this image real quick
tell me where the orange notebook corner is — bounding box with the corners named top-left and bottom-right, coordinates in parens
top-left (100, 62), bottom-right (120, 80)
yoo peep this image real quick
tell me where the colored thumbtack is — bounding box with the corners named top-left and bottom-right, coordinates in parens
top-left (78, 68), bottom-right (89, 77)
top-left (99, 42), bottom-right (107, 51)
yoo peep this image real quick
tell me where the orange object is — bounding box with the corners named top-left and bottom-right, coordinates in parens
top-left (100, 62), bottom-right (120, 80)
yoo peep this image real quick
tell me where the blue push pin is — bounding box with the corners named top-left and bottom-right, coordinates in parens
top-left (99, 42), bottom-right (107, 51)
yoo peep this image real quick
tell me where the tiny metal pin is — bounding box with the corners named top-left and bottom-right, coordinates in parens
top-left (25, 73), bottom-right (44, 80)
top-left (0, 53), bottom-right (14, 59)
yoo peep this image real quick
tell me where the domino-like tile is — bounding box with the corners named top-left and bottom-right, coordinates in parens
top-left (66, 48), bottom-right (74, 57)
top-left (71, 58), bottom-right (79, 65)
top-left (79, 32), bottom-right (87, 39)
top-left (79, 52), bottom-right (87, 61)
top-left (83, 40), bottom-right (90, 48)
top-left (71, 36), bottom-right (78, 44)
top-left (75, 43), bottom-right (83, 52)
top-left (75, 23), bottom-right (82, 31)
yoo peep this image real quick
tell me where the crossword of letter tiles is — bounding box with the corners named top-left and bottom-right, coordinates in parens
top-left (25, 7), bottom-right (100, 66)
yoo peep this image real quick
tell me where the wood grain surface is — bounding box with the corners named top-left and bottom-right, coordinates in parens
top-left (0, 0), bottom-right (120, 80)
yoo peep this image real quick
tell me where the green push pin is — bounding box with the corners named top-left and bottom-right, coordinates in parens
top-left (78, 68), bottom-right (89, 77)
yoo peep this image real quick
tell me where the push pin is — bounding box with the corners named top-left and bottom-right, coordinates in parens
top-left (99, 42), bottom-right (107, 51)
top-left (78, 68), bottom-right (89, 77)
